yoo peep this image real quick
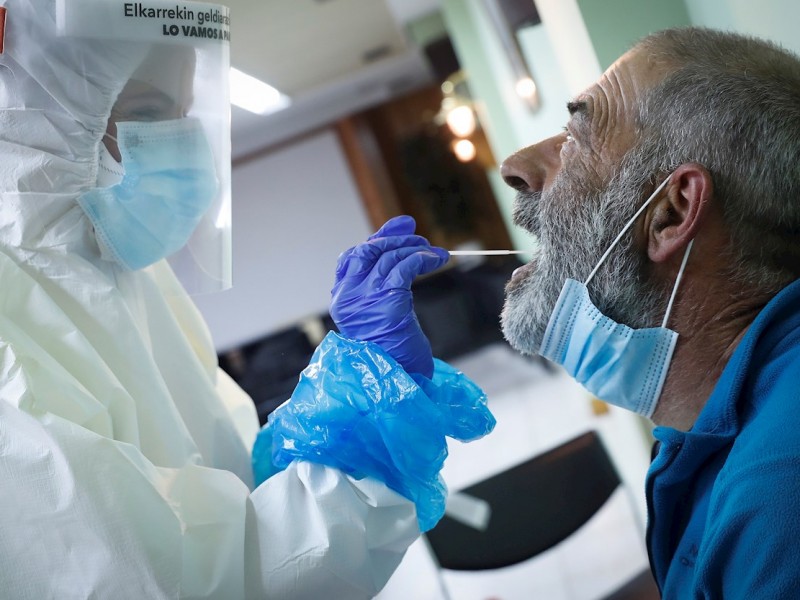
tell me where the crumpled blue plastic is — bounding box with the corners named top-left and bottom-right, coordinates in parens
top-left (251, 331), bottom-right (496, 532)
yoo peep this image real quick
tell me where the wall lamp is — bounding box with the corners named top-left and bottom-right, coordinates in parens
top-left (482, 0), bottom-right (541, 111)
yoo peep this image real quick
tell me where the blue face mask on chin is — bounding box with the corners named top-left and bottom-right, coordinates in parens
top-left (79, 117), bottom-right (218, 271)
top-left (539, 175), bottom-right (693, 418)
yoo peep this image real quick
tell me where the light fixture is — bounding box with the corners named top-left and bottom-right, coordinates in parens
top-left (514, 77), bottom-right (538, 101)
top-left (437, 70), bottom-right (479, 139)
top-left (452, 139), bottom-right (477, 162)
top-left (229, 67), bottom-right (290, 115)
top-left (446, 105), bottom-right (477, 138)
top-left (483, 0), bottom-right (540, 112)
top-left (434, 71), bottom-right (482, 163)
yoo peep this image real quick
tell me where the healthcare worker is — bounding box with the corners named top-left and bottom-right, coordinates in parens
top-left (0, 1), bottom-right (494, 598)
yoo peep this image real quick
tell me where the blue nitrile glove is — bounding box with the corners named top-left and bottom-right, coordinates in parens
top-left (330, 215), bottom-right (449, 379)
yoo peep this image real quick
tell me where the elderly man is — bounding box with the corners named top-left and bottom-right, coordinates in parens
top-left (500, 27), bottom-right (800, 598)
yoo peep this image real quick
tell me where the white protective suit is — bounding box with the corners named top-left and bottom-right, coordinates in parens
top-left (0, 1), bottom-right (418, 598)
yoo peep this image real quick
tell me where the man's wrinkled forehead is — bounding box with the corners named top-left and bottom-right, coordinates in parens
top-left (567, 49), bottom-right (665, 148)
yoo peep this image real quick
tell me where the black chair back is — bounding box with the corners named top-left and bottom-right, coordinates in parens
top-left (426, 431), bottom-right (620, 571)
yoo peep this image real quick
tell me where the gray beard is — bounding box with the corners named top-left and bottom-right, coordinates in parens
top-left (500, 163), bottom-right (667, 356)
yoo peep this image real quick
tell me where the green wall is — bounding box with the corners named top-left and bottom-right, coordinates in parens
top-left (405, 11), bottom-right (448, 49)
top-left (577, 0), bottom-right (800, 65)
top-left (684, 0), bottom-right (800, 55)
top-left (577, 0), bottom-right (692, 69)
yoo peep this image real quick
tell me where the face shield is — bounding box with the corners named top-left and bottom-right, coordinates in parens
top-left (58, 0), bottom-right (232, 294)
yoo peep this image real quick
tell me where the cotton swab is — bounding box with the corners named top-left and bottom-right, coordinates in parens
top-left (447, 250), bottom-right (527, 256)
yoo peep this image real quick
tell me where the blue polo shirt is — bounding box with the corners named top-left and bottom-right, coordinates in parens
top-left (647, 278), bottom-right (800, 598)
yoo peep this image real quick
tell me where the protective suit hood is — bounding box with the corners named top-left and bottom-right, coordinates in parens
top-left (1, 0), bottom-right (234, 292)
top-left (0, 0), bottom-right (143, 198)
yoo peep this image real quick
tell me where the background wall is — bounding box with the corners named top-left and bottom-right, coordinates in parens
top-left (193, 129), bottom-right (372, 352)
top-left (684, 0), bottom-right (800, 55)
top-left (577, 0), bottom-right (691, 69)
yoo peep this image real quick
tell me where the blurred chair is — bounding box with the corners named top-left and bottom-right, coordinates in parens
top-left (413, 268), bottom-right (478, 360)
top-left (425, 431), bottom-right (659, 600)
top-left (412, 257), bottom-right (518, 360)
top-left (218, 315), bottom-right (342, 424)
top-left (413, 256), bottom-right (554, 372)
top-left (226, 325), bottom-right (315, 424)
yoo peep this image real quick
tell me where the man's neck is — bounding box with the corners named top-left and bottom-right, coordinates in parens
top-left (651, 283), bottom-right (770, 431)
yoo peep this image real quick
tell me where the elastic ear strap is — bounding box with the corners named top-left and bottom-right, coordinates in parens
top-left (661, 239), bottom-right (694, 328)
top-left (585, 174), bottom-right (672, 285)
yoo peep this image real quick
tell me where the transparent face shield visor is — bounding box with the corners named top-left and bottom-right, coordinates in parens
top-left (57, 0), bottom-right (232, 294)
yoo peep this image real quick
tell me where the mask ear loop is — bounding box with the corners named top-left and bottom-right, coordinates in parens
top-left (584, 174), bottom-right (673, 286)
top-left (580, 172), bottom-right (693, 329)
top-left (661, 239), bottom-right (693, 328)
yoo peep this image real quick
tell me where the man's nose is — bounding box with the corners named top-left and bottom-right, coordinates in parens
top-left (500, 135), bottom-right (563, 193)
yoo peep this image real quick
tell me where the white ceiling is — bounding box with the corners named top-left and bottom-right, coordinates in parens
top-left (225, 0), bottom-right (443, 158)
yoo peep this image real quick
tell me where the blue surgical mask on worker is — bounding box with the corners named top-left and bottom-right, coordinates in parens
top-left (539, 176), bottom-right (693, 418)
top-left (79, 117), bottom-right (218, 271)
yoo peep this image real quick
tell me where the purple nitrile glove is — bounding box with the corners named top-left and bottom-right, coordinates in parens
top-left (330, 215), bottom-right (450, 378)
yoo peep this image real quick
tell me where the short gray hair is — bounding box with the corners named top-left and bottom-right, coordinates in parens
top-left (631, 27), bottom-right (800, 292)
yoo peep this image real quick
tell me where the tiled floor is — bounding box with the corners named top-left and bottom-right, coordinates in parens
top-left (376, 343), bottom-right (653, 600)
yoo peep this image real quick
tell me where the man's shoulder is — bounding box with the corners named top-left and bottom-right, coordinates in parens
top-left (715, 364), bottom-right (800, 501)
top-left (688, 287), bottom-right (800, 600)
top-left (740, 333), bottom-right (800, 441)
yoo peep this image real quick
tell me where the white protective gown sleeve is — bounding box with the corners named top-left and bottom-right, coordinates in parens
top-left (0, 1), bottom-right (419, 598)
top-left (0, 214), bottom-right (419, 599)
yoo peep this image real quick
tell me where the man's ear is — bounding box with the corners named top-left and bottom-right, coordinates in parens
top-left (648, 163), bottom-right (713, 263)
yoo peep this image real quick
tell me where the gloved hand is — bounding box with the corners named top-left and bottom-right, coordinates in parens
top-left (330, 215), bottom-right (449, 379)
